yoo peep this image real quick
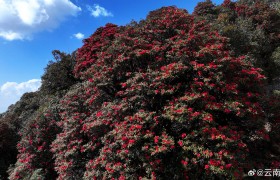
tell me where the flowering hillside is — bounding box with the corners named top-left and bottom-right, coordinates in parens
top-left (1, 1), bottom-right (280, 180)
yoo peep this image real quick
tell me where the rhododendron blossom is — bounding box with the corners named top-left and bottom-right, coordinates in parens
top-left (8, 5), bottom-right (270, 180)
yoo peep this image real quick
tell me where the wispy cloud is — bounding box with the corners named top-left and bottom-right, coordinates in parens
top-left (87, 4), bottom-right (113, 18)
top-left (73, 32), bottom-right (84, 39)
top-left (0, 79), bottom-right (41, 113)
top-left (0, 0), bottom-right (81, 41)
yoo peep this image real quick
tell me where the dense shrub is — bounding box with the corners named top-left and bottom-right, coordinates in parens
top-left (194, 0), bottom-right (280, 82)
top-left (262, 93), bottom-right (280, 168)
top-left (50, 6), bottom-right (267, 179)
top-left (193, 0), bottom-right (216, 17)
top-left (6, 3), bottom-right (279, 180)
top-left (0, 119), bottom-right (18, 179)
top-left (0, 92), bottom-right (42, 179)
top-left (8, 100), bottom-right (61, 180)
top-left (193, 1), bottom-right (280, 172)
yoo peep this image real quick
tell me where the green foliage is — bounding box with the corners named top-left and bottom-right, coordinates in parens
top-left (8, 98), bottom-right (61, 180)
top-left (0, 91), bottom-right (43, 179)
top-left (261, 92), bottom-right (280, 168)
top-left (193, 0), bottom-right (217, 17)
top-left (29, 169), bottom-right (45, 180)
top-left (0, 119), bottom-right (18, 179)
top-left (272, 47), bottom-right (280, 66)
top-left (271, 1), bottom-right (280, 14)
top-left (40, 50), bottom-right (78, 95)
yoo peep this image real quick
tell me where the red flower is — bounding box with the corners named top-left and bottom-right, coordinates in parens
top-left (38, 146), bottom-right (43, 151)
top-left (119, 175), bottom-right (126, 180)
top-left (224, 109), bottom-right (231, 114)
top-left (96, 111), bottom-right (103, 117)
top-left (181, 160), bottom-right (188, 166)
top-left (121, 83), bottom-right (127, 88)
top-left (128, 139), bottom-right (135, 144)
top-left (192, 112), bottom-right (201, 117)
top-left (225, 164), bottom-right (232, 169)
top-left (154, 136), bottom-right (159, 143)
top-left (175, 109), bottom-right (183, 113)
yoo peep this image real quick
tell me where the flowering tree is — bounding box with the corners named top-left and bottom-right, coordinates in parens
top-left (51, 6), bottom-right (267, 179)
top-left (9, 101), bottom-right (61, 180)
top-left (193, 1), bottom-right (280, 171)
top-left (9, 6), bottom-right (270, 180)
top-left (194, 0), bottom-right (280, 81)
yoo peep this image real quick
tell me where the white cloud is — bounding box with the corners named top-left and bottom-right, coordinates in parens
top-left (0, 31), bottom-right (24, 41)
top-left (0, 0), bottom-right (81, 41)
top-left (88, 4), bottom-right (113, 18)
top-left (73, 32), bottom-right (84, 39)
top-left (0, 79), bottom-right (41, 113)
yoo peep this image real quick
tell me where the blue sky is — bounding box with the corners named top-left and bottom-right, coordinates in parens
top-left (0, 0), bottom-right (223, 113)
